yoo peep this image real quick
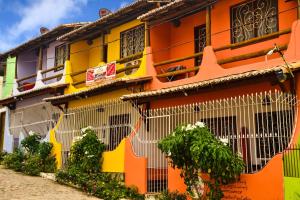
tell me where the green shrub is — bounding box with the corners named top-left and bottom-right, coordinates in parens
top-left (3, 135), bottom-right (56, 175)
top-left (158, 122), bottom-right (244, 200)
top-left (0, 151), bottom-right (7, 163)
top-left (21, 134), bottom-right (41, 154)
top-left (69, 127), bottom-right (106, 173)
top-left (38, 142), bottom-right (56, 173)
top-left (56, 127), bottom-right (143, 200)
top-left (23, 155), bottom-right (41, 176)
top-left (158, 190), bottom-right (187, 200)
top-left (2, 149), bottom-right (24, 171)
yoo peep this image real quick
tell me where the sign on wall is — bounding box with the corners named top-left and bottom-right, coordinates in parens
top-left (86, 62), bottom-right (116, 86)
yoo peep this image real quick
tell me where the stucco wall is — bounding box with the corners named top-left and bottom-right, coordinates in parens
top-left (17, 50), bottom-right (37, 83)
top-left (2, 56), bottom-right (16, 98)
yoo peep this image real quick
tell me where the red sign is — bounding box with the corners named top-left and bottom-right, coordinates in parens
top-left (86, 62), bottom-right (116, 86)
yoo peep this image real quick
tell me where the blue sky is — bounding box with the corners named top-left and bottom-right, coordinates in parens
top-left (0, 0), bottom-right (134, 53)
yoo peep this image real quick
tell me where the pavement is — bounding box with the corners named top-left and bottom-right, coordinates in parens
top-left (0, 166), bottom-right (100, 200)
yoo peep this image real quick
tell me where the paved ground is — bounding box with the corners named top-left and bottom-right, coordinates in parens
top-left (0, 166), bottom-right (100, 200)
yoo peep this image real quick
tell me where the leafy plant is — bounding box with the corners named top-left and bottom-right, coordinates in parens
top-left (0, 151), bottom-right (7, 163)
top-left (56, 127), bottom-right (144, 200)
top-left (2, 148), bottom-right (24, 172)
top-left (158, 122), bottom-right (244, 200)
top-left (21, 134), bottom-right (41, 154)
top-left (23, 155), bottom-right (41, 176)
top-left (158, 190), bottom-right (187, 200)
top-left (69, 127), bottom-right (106, 173)
top-left (3, 134), bottom-right (56, 175)
top-left (38, 142), bottom-right (56, 172)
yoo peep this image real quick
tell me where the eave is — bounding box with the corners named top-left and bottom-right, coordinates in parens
top-left (43, 76), bottom-right (153, 106)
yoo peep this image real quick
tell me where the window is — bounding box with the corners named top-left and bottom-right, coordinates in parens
top-left (255, 110), bottom-right (292, 162)
top-left (120, 25), bottom-right (145, 58)
top-left (194, 25), bottom-right (206, 66)
top-left (231, 0), bottom-right (278, 43)
top-left (54, 44), bottom-right (67, 71)
top-left (109, 114), bottom-right (131, 150)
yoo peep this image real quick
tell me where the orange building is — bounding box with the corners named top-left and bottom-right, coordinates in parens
top-left (120, 0), bottom-right (300, 199)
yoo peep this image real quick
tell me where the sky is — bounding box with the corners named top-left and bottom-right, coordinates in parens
top-left (0, 0), bottom-right (134, 53)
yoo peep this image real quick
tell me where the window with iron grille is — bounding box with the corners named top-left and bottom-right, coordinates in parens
top-left (255, 110), bottom-right (292, 162)
top-left (230, 0), bottom-right (278, 43)
top-left (194, 25), bottom-right (206, 66)
top-left (54, 44), bottom-right (67, 71)
top-left (120, 25), bottom-right (145, 58)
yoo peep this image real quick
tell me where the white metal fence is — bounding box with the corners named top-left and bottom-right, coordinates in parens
top-left (9, 102), bottom-right (59, 138)
top-left (54, 99), bottom-right (140, 166)
top-left (130, 90), bottom-right (297, 192)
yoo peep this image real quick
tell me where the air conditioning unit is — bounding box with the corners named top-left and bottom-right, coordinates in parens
top-left (124, 60), bottom-right (141, 75)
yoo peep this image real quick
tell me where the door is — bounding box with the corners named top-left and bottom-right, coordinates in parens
top-left (0, 112), bottom-right (6, 151)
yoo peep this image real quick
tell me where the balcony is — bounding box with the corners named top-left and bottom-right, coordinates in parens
top-left (147, 0), bottom-right (299, 90)
top-left (13, 43), bottom-right (67, 96)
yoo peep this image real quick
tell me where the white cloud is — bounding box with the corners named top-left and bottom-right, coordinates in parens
top-left (0, 0), bottom-right (88, 52)
top-left (119, 1), bottom-right (129, 9)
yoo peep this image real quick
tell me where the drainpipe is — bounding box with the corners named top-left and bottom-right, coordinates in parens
top-left (37, 47), bottom-right (43, 70)
top-left (145, 22), bottom-right (150, 47)
top-left (206, 5), bottom-right (212, 46)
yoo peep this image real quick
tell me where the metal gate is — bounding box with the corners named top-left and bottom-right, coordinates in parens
top-left (130, 90), bottom-right (298, 193)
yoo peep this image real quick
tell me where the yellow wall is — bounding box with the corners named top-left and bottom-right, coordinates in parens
top-left (69, 37), bottom-right (102, 86)
top-left (102, 139), bottom-right (126, 173)
top-left (107, 19), bottom-right (143, 62)
top-left (68, 89), bottom-right (129, 108)
top-left (66, 19), bottom-right (147, 94)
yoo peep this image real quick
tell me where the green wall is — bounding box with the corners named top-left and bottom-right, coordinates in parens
top-left (2, 56), bottom-right (16, 98)
top-left (284, 177), bottom-right (300, 200)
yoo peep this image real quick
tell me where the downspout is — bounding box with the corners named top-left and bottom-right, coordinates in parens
top-left (205, 5), bottom-right (212, 46)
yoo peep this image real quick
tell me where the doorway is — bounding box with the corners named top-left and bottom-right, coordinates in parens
top-left (0, 112), bottom-right (6, 151)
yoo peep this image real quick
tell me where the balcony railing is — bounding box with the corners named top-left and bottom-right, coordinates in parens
top-left (154, 28), bottom-right (291, 82)
top-left (15, 64), bottom-right (65, 93)
top-left (70, 52), bottom-right (143, 87)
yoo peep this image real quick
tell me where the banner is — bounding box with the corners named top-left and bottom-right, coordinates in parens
top-left (86, 62), bottom-right (116, 86)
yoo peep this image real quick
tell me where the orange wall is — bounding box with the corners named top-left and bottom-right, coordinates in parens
top-left (124, 139), bottom-right (147, 194)
top-left (212, 0), bottom-right (297, 68)
top-left (150, 0), bottom-right (297, 71)
top-left (150, 11), bottom-right (206, 73)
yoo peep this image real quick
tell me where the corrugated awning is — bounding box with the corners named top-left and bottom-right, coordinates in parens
top-left (0, 83), bottom-right (68, 107)
top-left (43, 76), bottom-right (153, 105)
top-left (121, 65), bottom-right (300, 103)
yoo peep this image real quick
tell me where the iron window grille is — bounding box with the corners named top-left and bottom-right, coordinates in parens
top-left (230, 0), bottom-right (278, 43)
top-left (54, 44), bottom-right (67, 71)
top-left (194, 25), bottom-right (206, 66)
top-left (120, 25), bottom-right (145, 58)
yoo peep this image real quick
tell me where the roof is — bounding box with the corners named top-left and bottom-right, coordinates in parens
top-left (121, 64), bottom-right (300, 102)
top-left (43, 76), bottom-right (153, 105)
top-left (0, 83), bottom-right (68, 106)
top-left (138, 0), bottom-right (217, 22)
top-left (0, 23), bottom-right (89, 59)
top-left (58, 0), bottom-right (156, 41)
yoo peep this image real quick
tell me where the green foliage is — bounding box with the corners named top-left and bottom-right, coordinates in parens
top-left (23, 155), bottom-right (41, 176)
top-left (2, 148), bottom-right (24, 171)
top-left (56, 127), bottom-right (143, 200)
top-left (69, 128), bottom-right (106, 173)
top-left (56, 169), bottom-right (144, 200)
top-left (38, 142), bottom-right (56, 172)
top-left (158, 122), bottom-right (244, 200)
top-left (158, 190), bottom-right (187, 200)
top-left (3, 133), bottom-right (56, 175)
top-left (21, 134), bottom-right (41, 154)
top-left (0, 151), bottom-right (7, 163)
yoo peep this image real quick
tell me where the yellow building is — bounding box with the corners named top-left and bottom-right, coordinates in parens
top-left (44, 1), bottom-right (156, 171)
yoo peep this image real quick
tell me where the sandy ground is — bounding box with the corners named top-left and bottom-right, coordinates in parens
top-left (0, 167), bottom-right (100, 200)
